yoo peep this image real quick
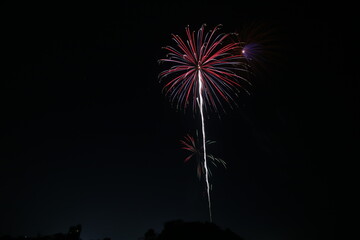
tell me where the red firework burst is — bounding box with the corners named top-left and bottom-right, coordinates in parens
top-left (180, 134), bottom-right (227, 179)
top-left (159, 24), bottom-right (250, 113)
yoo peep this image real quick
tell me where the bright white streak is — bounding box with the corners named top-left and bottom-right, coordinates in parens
top-left (198, 70), bottom-right (212, 222)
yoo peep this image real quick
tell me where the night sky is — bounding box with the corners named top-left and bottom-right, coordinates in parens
top-left (0, 2), bottom-right (357, 240)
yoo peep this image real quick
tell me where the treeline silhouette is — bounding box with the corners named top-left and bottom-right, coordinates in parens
top-left (141, 220), bottom-right (243, 240)
top-left (0, 225), bottom-right (109, 240)
top-left (1, 221), bottom-right (243, 240)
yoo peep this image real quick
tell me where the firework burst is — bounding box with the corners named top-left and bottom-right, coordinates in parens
top-left (180, 133), bottom-right (226, 179)
top-left (159, 24), bottom-right (250, 222)
top-left (237, 22), bottom-right (283, 74)
top-left (159, 24), bottom-right (250, 113)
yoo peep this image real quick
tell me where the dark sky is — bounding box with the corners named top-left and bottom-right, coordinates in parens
top-left (0, 2), bottom-right (357, 240)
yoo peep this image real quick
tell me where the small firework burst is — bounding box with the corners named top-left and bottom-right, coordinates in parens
top-left (180, 133), bottom-right (226, 179)
top-left (237, 22), bottom-right (283, 73)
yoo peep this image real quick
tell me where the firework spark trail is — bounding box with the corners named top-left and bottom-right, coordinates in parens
top-left (197, 71), bottom-right (212, 222)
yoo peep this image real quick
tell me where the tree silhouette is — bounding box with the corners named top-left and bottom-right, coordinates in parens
top-left (143, 220), bottom-right (243, 240)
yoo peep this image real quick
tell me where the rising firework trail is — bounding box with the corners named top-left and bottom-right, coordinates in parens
top-left (159, 24), bottom-right (250, 221)
top-left (197, 70), bottom-right (212, 220)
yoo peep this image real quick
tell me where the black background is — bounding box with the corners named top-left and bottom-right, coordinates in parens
top-left (0, 1), bottom-right (357, 240)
